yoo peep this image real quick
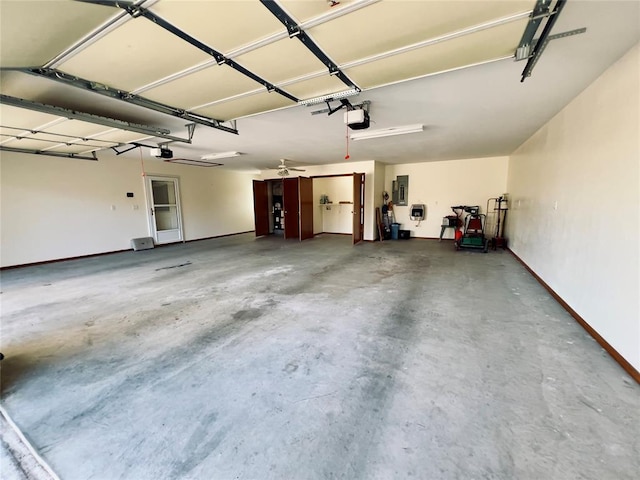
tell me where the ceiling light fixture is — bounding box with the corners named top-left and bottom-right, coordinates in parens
top-left (350, 124), bottom-right (423, 141)
top-left (200, 151), bottom-right (243, 160)
top-left (165, 158), bottom-right (223, 167)
top-left (298, 88), bottom-right (360, 106)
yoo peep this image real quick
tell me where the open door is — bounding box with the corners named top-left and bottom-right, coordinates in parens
top-left (145, 175), bottom-right (184, 244)
top-left (299, 177), bottom-right (314, 241)
top-left (253, 180), bottom-right (269, 237)
top-left (283, 177), bottom-right (299, 239)
top-left (353, 173), bottom-right (365, 245)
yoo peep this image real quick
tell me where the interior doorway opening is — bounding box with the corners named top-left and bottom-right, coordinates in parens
top-left (144, 175), bottom-right (184, 245)
top-left (268, 180), bottom-right (284, 236)
top-left (253, 177), bottom-right (313, 241)
top-left (312, 173), bottom-right (364, 245)
top-left (253, 173), bottom-right (363, 244)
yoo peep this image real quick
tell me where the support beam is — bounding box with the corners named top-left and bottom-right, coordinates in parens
top-left (0, 133), bottom-right (110, 150)
top-left (111, 142), bottom-right (155, 155)
top-left (0, 124), bottom-right (120, 147)
top-left (19, 68), bottom-right (239, 135)
top-left (259, 0), bottom-right (360, 92)
top-left (0, 94), bottom-right (194, 144)
top-left (0, 145), bottom-right (98, 161)
top-left (74, 0), bottom-right (299, 103)
top-left (521, 0), bottom-right (567, 82)
top-left (516, 0), bottom-right (552, 59)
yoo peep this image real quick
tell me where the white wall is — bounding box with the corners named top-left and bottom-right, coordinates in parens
top-left (0, 150), bottom-right (257, 267)
top-left (261, 160), bottom-right (377, 240)
top-left (385, 157), bottom-right (509, 238)
top-left (313, 176), bottom-right (353, 234)
top-left (373, 161), bottom-right (386, 239)
top-left (506, 44), bottom-right (640, 372)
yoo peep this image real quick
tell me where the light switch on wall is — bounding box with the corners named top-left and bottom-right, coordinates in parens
top-left (110, 205), bottom-right (116, 211)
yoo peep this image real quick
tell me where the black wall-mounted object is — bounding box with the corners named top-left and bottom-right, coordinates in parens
top-left (127, 192), bottom-right (134, 198)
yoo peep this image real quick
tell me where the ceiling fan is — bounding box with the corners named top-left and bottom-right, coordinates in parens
top-left (269, 159), bottom-right (306, 177)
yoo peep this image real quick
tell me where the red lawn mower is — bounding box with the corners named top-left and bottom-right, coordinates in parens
top-left (452, 205), bottom-right (489, 253)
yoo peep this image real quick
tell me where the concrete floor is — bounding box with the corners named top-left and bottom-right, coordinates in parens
top-left (0, 233), bottom-right (638, 480)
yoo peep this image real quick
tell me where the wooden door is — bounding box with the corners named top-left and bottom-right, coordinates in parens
top-left (353, 173), bottom-right (365, 245)
top-left (283, 177), bottom-right (299, 239)
top-left (299, 177), bottom-right (314, 241)
top-left (253, 180), bottom-right (269, 237)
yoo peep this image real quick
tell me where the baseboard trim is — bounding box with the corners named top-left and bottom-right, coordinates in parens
top-left (0, 248), bottom-right (132, 270)
top-left (0, 231), bottom-right (255, 270)
top-left (370, 236), bottom-right (444, 242)
top-left (313, 232), bottom-right (353, 237)
top-left (393, 236), bottom-right (445, 241)
top-left (508, 248), bottom-right (639, 384)
top-left (184, 231), bottom-right (254, 243)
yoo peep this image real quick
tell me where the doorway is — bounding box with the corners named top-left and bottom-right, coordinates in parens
top-left (312, 173), bottom-right (365, 245)
top-left (253, 177), bottom-right (313, 241)
top-left (145, 175), bottom-right (184, 244)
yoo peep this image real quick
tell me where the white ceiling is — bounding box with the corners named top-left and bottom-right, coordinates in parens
top-left (0, 0), bottom-right (638, 171)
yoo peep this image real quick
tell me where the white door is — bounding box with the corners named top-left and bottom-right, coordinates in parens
top-left (145, 175), bottom-right (184, 244)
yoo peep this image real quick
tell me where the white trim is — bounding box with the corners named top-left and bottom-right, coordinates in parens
top-left (144, 174), bottom-right (185, 244)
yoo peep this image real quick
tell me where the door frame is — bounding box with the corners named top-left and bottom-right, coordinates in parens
top-left (144, 174), bottom-right (184, 244)
top-left (283, 177), bottom-right (300, 239)
top-left (353, 173), bottom-right (365, 245)
top-left (299, 176), bottom-right (314, 241)
top-left (252, 179), bottom-right (270, 237)
top-left (311, 173), bottom-right (365, 244)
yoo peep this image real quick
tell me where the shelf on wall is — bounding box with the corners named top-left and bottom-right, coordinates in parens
top-left (319, 202), bottom-right (353, 211)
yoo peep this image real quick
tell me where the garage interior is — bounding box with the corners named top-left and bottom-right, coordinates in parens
top-left (1, 1), bottom-right (638, 479)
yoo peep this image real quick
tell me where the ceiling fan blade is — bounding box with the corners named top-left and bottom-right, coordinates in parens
top-left (289, 167), bottom-right (306, 172)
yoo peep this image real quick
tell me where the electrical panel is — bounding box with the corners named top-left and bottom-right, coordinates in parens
top-left (392, 175), bottom-right (409, 206)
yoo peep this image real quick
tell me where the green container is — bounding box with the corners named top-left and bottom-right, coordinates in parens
top-left (461, 237), bottom-right (484, 246)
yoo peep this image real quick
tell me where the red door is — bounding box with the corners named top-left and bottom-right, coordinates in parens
top-left (283, 177), bottom-right (299, 239)
top-left (299, 177), bottom-right (314, 241)
top-left (253, 180), bottom-right (269, 237)
top-left (352, 173), bottom-right (365, 245)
